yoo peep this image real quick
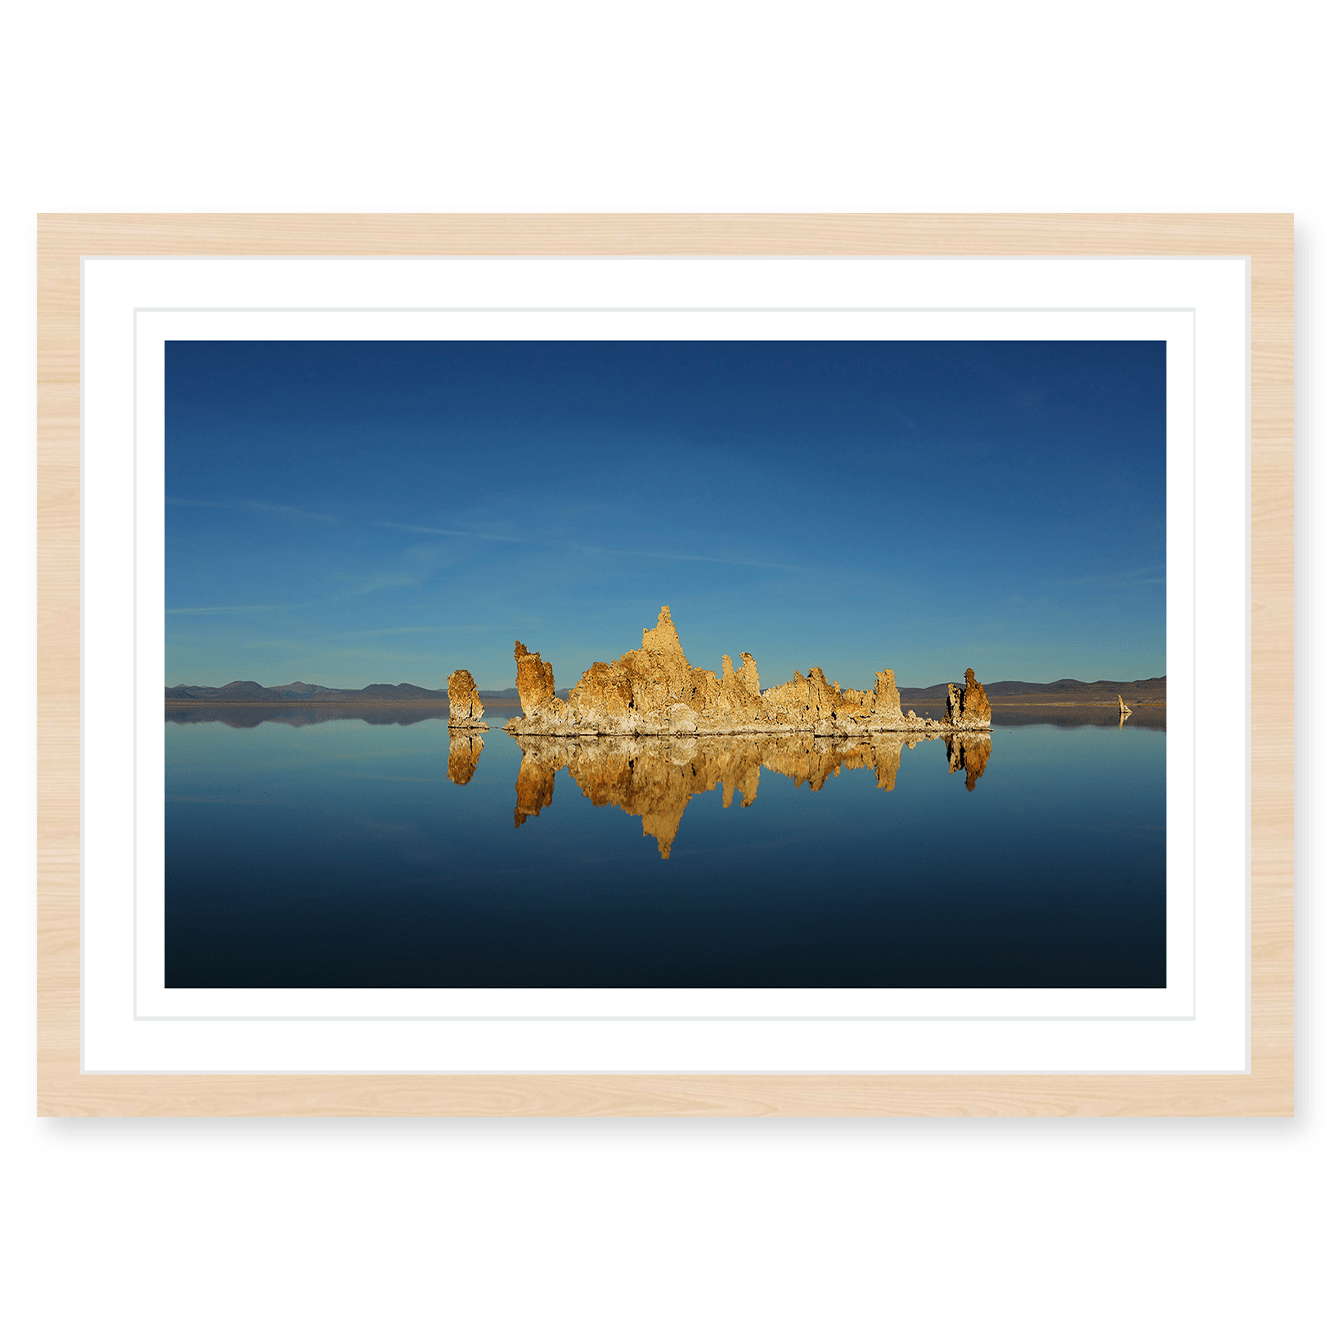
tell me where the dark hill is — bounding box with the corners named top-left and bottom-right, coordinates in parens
top-left (166, 680), bottom-right (447, 702)
top-left (898, 676), bottom-right (1166, 705)
top-left (357, 683), bottom-right (449, 699)
top-left (216, 680), bottom-right (271, 699)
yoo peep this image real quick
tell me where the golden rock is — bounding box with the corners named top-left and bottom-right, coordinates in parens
top-left (505, 606), bottom-right (992, 738)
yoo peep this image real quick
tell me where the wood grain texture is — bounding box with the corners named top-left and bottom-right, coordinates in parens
top-left (37, 214), bottom-right (1293, 1116)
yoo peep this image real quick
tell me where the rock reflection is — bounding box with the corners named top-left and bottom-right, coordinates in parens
top-left (946, 733), bottom-right (991, 791)
top-left (512, 730), bottom-right (992, 859)
top-left (514, 750), bottom-right (557, 825)
top-left (447, 733), bottom-right (485, 785)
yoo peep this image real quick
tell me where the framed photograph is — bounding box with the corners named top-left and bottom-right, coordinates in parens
top-left (37, 214), bottom-right (1292, 1115)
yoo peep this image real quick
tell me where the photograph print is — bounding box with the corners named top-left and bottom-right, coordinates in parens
top-left (164, 338), bottom-right (1166, 990)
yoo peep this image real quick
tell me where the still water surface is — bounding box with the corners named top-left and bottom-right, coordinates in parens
top-left (165, 707), bottom-right (1165, 988)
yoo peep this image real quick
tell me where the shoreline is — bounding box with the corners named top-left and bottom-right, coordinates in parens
top-left (505, 721), bottom-right (993, 738)
top-left (162, 697), bottom-right (1163, 711)
top-left (163, 697), bottom-right (494, 707)
top-left (979, 700), bottom-right (1165, 709)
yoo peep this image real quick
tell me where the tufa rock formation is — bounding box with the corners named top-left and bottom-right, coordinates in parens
top-left (505, 607), bottom-right (992, 738)
top-left (1118, 694), bottom-right (1132, 719)
top-left (945, 669), bottom-right (991, 729)
top-left (446, 669), bottom-right (487, 729)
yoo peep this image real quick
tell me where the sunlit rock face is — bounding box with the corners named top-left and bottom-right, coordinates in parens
top-left (510, 728), bottom-right (984, 859)
top-left (446, 669), bottom-right (487, 728)
top-left (506, 606), bottom-right (992, 738)
top-left (512, 640), bottom-right (576, 732)
top-left (869, 668), bottom-right (904, 722)
top-left (943, 668), bottom-right (991, 731)
top-left (514, 642), bottom-right (554, 712)
top-left (567, 660), bottom-right (635, 725)
top-left (446, 733), bottom-right (484, 785)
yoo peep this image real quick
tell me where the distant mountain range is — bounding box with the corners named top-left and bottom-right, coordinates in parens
top-left (898, 676), bottom-right (1166, 704)
top-left (165, 677), bottom-right (1162, 705)
top-left (164, 681), bottom-right (559, 702)
top-left (166, 680), bottom-right (447, 702)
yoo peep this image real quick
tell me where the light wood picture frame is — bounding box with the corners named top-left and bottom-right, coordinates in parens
top-left (37, 214), bottom-right (1293, 1116)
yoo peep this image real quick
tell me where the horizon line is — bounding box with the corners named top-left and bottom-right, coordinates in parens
top-left (165, 671), bottom-right (1169, 692)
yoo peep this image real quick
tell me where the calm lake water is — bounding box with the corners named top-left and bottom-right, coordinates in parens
top-left (164, 707), bottom-right (1166, 988)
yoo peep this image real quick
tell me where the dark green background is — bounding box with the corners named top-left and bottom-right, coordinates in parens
top-left (10, 0), bottom-right (1319, 1324)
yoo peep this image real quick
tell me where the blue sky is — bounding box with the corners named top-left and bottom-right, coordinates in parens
top-left (165, 340), bottom-right (1166, 691)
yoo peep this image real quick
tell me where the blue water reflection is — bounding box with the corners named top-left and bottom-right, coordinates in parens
top-left (165, 711), bottom-right (1165, 988)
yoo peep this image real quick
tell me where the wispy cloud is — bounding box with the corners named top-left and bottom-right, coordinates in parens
top-left (376, 522), bottom-right (528, 543)
top-left (166, 795), bottom-right (285, 806)
top-left (167, 605), bottom-right (292, 616)
top-left (247, 501), bottom-right (338, 523)
top-left (332, 571), bottom-right (425, 599)
top-left (377, 521), bottom-right (794, 572)
top-left (337, 624), bottom-right (497, 637)
top-left (1049, 565), bottom-right (1165, 589)
top-left (578, 545), bottom-right (797, 572)
top-left (169, 498), bottom-right (338, 524)
top-left (329, 648), bottom-right (451, 664)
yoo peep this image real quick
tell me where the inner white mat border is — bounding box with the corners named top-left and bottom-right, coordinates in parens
top-left (82, 256), bottom-right (1246, 1073)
